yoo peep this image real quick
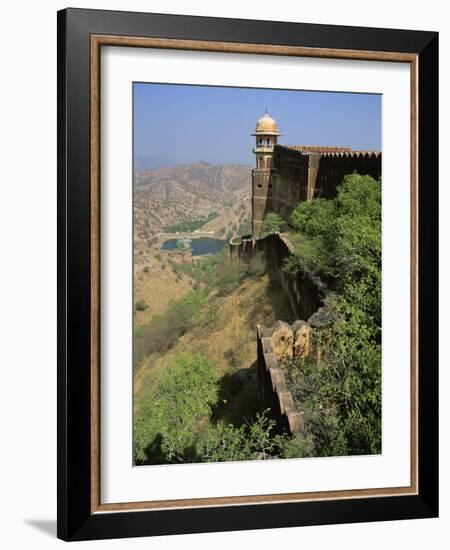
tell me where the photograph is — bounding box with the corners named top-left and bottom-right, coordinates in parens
top-left (0, 0), bottom-right (443, 546)
top-left (50, 5), bottom-right (438, 542)
top-left (132, 83), bottom-right (382, 466)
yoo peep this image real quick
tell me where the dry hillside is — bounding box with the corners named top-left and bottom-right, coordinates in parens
top-left (134, 273), bottom-right (295, 407)
top-left (134, 161), bottom-right (252, 241)
top-left (133, 162), bottom-right (252, 325)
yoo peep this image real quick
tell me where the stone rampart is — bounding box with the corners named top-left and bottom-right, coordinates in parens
top-left (230, 232), bottom-right (324, 321)
top-left (230, 231), bottom-right (337, 435)
top-left (251, 145), bottom-right (382, 238)
top-left (257, 321), bottom-right (308, 434)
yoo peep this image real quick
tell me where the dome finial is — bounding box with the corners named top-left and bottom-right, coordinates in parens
top-left (252, 111), bottom-right (281, 136)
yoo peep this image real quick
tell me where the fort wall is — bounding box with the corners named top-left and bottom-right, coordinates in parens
top-left (251, 145), bottom-right (381, 238)
top-left (230, 232), bottom-right (337, 435)
top-left (245, 113), bottom-right (381, 436)
top-left (314, 151), bottom-right (382, 199)
top-left (230, 232), bottom-right (324, 321)
top-left (256, 300), bottom-right (337, 435)
top-left (256, 322), bottom-right (307, 434)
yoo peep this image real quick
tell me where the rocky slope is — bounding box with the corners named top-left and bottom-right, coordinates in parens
top-left (134, 161), bottom-right (252, 242)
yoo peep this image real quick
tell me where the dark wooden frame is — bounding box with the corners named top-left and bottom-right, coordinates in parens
top-left (57, 7), bottom-right (439, 541)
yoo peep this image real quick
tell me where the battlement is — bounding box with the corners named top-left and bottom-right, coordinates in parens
top-left (283, 144), bottom-right (352, 154)
top-left (257, 321), bottom-right (309, 434)
top-left (278, 144), bottom-right (381, 157)
top-left (251, 143), bottom-right (382, 237)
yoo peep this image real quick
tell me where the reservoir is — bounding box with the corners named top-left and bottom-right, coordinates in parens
top-left (161, 237), bottom-right (227, 256)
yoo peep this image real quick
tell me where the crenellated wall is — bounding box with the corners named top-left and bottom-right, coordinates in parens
top-left (256, 321), bottom-right (309, 434)
top-left (229, 235), bottom-right (254, 263)
top-left (314, 151), bottom-right (382, 199)
top-left (251, 144), bottom-right (381, 238)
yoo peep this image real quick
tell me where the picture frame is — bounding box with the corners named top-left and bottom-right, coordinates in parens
top-left (57, 7), bottom-right (438, 541)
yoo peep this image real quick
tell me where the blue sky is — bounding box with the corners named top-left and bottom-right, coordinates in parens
top-left (133, 83), bottom-right (381, 171)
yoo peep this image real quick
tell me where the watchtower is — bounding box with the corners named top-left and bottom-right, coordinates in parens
top-left (251, 111), bottom-right (281, 238)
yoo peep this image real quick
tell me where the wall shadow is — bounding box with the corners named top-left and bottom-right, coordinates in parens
top-left (211, 362), bottom-right (262, 427)
top-left (25, 519), bottom-right (56, 538)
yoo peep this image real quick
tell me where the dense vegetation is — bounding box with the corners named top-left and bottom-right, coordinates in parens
top-left (284, 174), bottom-right (382, 456)
top-left (163, 211), bottom-right (218, 233)
top-left (134, 352), bottom-right (310, 464)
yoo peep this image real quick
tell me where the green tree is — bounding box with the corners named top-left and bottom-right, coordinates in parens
top-left (284, 174), bottom-right (382, 456)
top-left (133, 290), bottom-right (207, 367)
top-left (134, 353), bottom-right (304, 465)
top-left (261, 212), bottom-right (285, 237)
top-left (134, 353), bottom-right (219, 464)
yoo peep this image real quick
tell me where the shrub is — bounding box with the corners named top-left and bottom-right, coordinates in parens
top-left (287, 173), bottom-right (381, 285)
top-left (247, 250), bottom-right (266, 278)
top-left (135, 300), bottom-right (148, 312)
top-left (177, 255), bottom-right (218, 288)
top-left (133, 290), bottom-right (206, 367)
top-left (261, 212), bottom-right (285, 236)
top-left (215, 261), bottom-right (247, 295)
top-left (135, 365), bottom-right (303, 465)
top-left (238, 221), bottom-right (251, 235)
top-left (134, 353), bottom-right (219, 464)
top-left (194, 410), bottom-right (311, 463)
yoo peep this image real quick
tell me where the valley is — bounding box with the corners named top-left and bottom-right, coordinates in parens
top-left (133, 162), bottom-right (252, 326)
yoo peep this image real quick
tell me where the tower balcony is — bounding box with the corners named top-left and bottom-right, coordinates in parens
top-left (252, 167), bottom-right (278, 174)
top-left (252, 146), bottom-right (274, 154)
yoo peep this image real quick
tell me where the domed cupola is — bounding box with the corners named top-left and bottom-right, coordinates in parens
top-left (251, 111), bottom-right (281, 169)
top-left (252, 111), bottom-right (281, 136)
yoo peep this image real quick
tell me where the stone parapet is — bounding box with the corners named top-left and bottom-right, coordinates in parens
top-left (229, 232), bottom-right (324, 320)
top-left (257, 323), bottom-right (306, 434)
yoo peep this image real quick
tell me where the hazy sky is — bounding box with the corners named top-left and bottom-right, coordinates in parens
top-left (133, 82), bottom-right (381, 171)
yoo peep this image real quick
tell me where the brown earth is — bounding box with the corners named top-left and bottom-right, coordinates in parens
top-left (134, 162), bottom-right (252, 242)
top-left (133, 247), bottom-right (193, 326)
top-left (134, 273), bottom-right (295, 410)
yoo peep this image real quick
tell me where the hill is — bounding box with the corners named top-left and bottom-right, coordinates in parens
top-left (133, 161), bottom-right (252, 326)
top-left (134, 161), bottom-right (252, 241)
top-left (134, 272), bottom-right (295, 426)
